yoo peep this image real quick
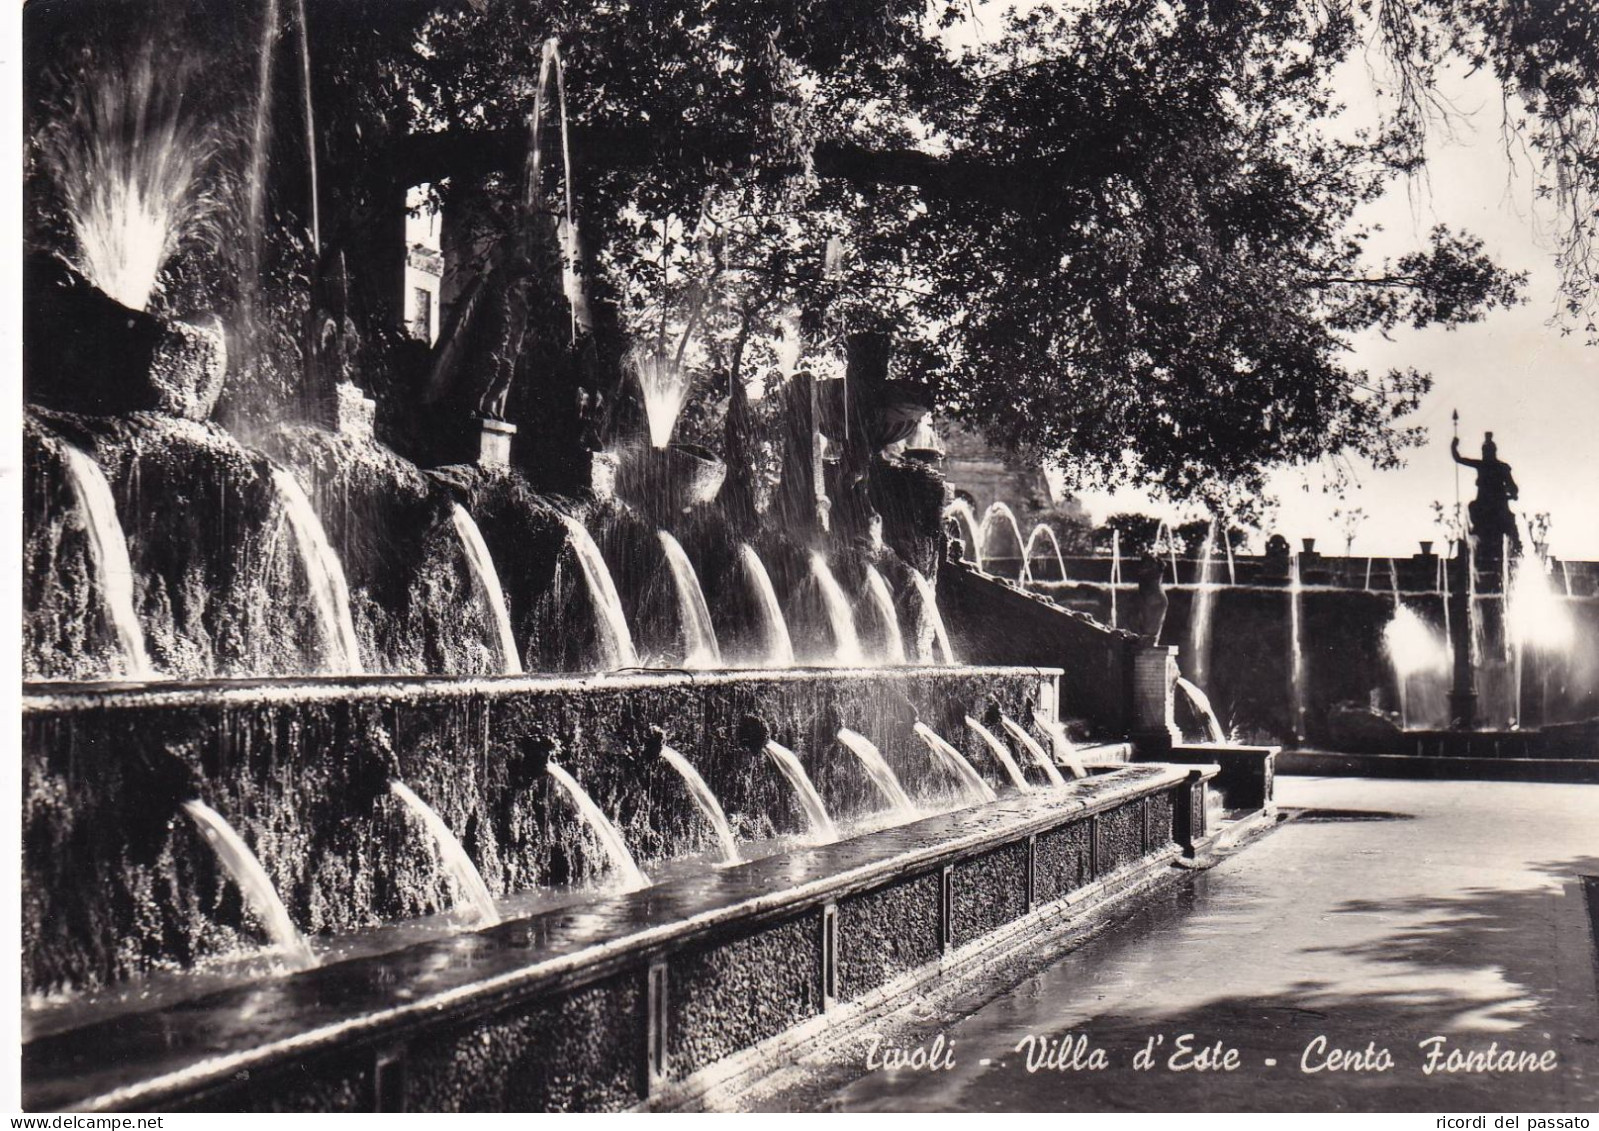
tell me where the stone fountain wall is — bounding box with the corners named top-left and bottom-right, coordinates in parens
top-left (937, 561), bottom-right (1138, 738)
top-left (22, 666), bottom-right (1056, 996)
top-left (1024, 578), bottom-right (1599, 745)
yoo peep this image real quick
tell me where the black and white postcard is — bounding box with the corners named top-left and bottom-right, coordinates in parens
top-left (10, 0), bottom-right (1597, 1117)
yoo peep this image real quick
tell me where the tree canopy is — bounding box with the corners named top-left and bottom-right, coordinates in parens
top-left (25, 0), bottom-right (1595, 514)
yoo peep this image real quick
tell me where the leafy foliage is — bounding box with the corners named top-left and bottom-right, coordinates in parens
top-left (26, 0), bottom-right (1589, 504)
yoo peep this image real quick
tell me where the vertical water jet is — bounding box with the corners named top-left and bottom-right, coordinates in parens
top-left (1109, 528), bottom-right (1122, 629)
top-left (1189, 519), bottom-right (1217, 687)
top-left (1288, 549), bottom-right (1306, 738)
top-left (292, 0), bottom-right (319, 252)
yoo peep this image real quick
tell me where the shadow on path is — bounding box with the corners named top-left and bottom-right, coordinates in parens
top-left (824, 845), bottom-right (1599, 1112)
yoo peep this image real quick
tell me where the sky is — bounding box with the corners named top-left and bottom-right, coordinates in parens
top-left (1073, 54), bottom-right (1599, 560)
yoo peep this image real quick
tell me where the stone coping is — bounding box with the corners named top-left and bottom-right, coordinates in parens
top-left (21, 664), bottom-right (1064, 714)
top-left (1173, 742), bottom-right (1281, 754)
top-left (24, 762), bottom-right (1205, 1112)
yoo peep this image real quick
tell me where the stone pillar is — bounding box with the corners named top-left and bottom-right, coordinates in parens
top-left (1132, 644), bottom-right (1182, 755)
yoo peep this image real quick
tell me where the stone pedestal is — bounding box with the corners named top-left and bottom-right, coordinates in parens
top-left (1132, 644), bottom-right (1182, 754)
top-left (589, 450), bottom-right (619, 502)
top-left (334, 382), bottom-right (377, 441)
top-left (478, 418), bottom-right (517, 468)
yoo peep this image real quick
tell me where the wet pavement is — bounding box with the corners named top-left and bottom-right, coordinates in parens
top-left (826, 777), bottom-right (1599, 1112)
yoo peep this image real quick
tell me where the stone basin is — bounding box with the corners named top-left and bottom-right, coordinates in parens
top-left (23, 761), bottom-right (1213, 1112)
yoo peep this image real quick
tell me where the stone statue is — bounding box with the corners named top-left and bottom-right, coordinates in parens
top-left (1451, 431), bottom-right (1520, 556)
top-left (1133, 555), bottom-right (1168, 644)
top-left (474, 231), bottom-right (541, 423)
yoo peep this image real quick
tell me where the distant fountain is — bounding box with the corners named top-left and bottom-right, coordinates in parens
top-left (1188, 519), bottom-right (1217, 687)
top-left (524, 37), bottom-right (578, 341)
top-left (943, 498), bottom-right (982, 565)
top-left (546, 763), bottom-right (651, 891)
top-left (450, 504), bottom-right (522, 674)
top-left (1560, 560), bottom-right (1573, 598)
top-left (271, 469), bottom-right (364, 675)
top-left (1363, 557), bottom-right (1374, 590)
top-left (1022, 523), bottom-right (1067, 583)
top-left (40, 49), bottom-right (223, 311)
top-left (999, 715), bottom-right (1066, 787)
top-left (1384, 604), bottom-right (1449, 730)
top-left (909, 570), bottom-right (955, 664)
top-left (979, 503), bottom-right (1027, 577)
top-left (181, 800), bottom-right (315, 967)
top-left (1109, 528), bottom-right (1122, 628)
top-left (388, 781), bottom-right (501, 927)
top-left (1165, 526), bottom-right (1181, 586)
top-left (1507, 555), bottom-right (1575, 729)
top-left (762, 741), bottom-right (837, 842)
top-left (836, 728), bottom-right (917, 818)
top-left (658, 532), bottom-right (722, 668)
top-left (58, 444), bottom-right (154, 679)
top-left (738, 545), bottom-right (795, 668)
top-left (912, 722), bottom-right (997, 805)
top-left (964, 716), bottom-right (1033, 792)
top-left (1288, 550), bottom-right (1306, 738)
top-left (1032, 710), bottom-right (1088, 779)
top-left (560, 515), bottom-right (638, 670)
top-left (862, 566), bottom-right (906, 665)
top-left (1508, 557), bottom-right (1574, 651)
top-left (659, 747), bottom-right (739, 864)
top-left (1173, 677), bottom-right (1226, 744)
top-left (1223, 527), bottom-right (1236, 585)
top-left (809, 554), bottom-right (864, 665)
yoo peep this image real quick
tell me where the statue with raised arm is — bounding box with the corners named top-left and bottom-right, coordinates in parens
top-left (1451, 430), bottom-right (1521, 556)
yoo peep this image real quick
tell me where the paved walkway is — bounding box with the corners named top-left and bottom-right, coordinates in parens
top-left (826, 778), bottom-right (1599, 1112)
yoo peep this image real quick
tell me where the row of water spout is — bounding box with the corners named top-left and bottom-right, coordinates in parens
top-left (50, 437), bottom-right (958, 681)
top-left (184, 712), bottom-right (1080, 965)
